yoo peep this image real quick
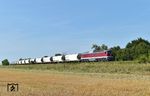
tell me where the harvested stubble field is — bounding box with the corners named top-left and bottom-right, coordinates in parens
top-left (0, 62), bottom-right (150, 96)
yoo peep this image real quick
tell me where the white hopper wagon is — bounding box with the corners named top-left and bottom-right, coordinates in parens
top-left (25, 59), bottom-right (30, 64)
top-left (29, 58), bottom-right (35, 64)
top-left (35, 58), bottom-right (43, 64)
top-left (52, 56), bottom-right (63, 63)
top-left (64, 54), bottom-right (80, 62)
top-left (18, 60), bottom-right (22, 64)
top-left (42, 56), bottom-right (51, 63)
top-left (21, 60), bottom-right (25, 64)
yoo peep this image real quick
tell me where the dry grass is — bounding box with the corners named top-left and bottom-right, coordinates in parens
top-left (0, 69), bottom-right (150, 96)
top-left (4, 61), bottom-right (150, 74)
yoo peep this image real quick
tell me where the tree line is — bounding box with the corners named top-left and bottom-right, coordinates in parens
top-left (2, 37), bottom-right (150, 65)
top-left (92, 38), bottom-right (150, 63)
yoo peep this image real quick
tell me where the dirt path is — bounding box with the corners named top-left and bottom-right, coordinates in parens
top-left (0, 68), bottom-right (150, 96)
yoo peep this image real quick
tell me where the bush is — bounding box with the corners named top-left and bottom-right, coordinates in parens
top-left (148, 59), bottom-right (150, 63)
top-left (2, 59), bottom-right (9, 66)
top-left (138, 56), bottom-right (148, 63)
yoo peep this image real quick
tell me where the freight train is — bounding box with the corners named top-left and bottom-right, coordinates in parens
top-left (14, 50), bottom-right (113, 64)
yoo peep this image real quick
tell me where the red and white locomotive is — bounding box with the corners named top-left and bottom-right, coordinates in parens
top-left (80, 50), bottom-right (112, 62)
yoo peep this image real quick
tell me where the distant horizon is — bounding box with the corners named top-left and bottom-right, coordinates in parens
top-left (2, 37), bottom-right (150, 63)
top-left (0, 0), bottom-right (150, 62)
top-left (0, 36), bottom-right (150, 63)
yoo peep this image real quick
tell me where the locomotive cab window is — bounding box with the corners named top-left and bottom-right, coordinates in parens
top-left (107, 51), bottom-right (112, 55)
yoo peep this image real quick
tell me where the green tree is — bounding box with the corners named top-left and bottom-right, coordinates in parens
top-left (126, 38), bottom-right (150, 60)
top-left (101, 44), bottom-right (108, 50)
top-left (115, 49), bottom-right (126, 61)
top-left (92, 44), bottom-right (108, 52)
top-left (2, 59), bottom-right (9, 66)
top-left (92, 38), bottom-right (150, 61)
top-left (110, 46), bottom-right (121, 60)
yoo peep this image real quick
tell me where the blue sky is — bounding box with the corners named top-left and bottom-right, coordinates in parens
top-left (0, 0), bottom-right (150, 62)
